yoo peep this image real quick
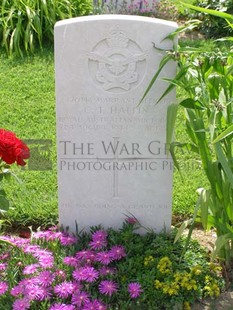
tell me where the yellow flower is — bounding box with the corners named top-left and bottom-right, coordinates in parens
top-left (154, 279), bottom-right (162, 289)
top-left (208, 262), bottom-right (222, 273)
top-left (144, 255), bottom-right (155, 266)
top-left (174, 272), bottom-right (183, 282)
top-left (183, 301), bottom-right (191, 310)
top-left (158, 280), bottom-right (179, 296)
top-left (204, 276), bottom-right (221, 297)
top-left (191, 265), bottom-right (202, 275)
top-left (157, 256), bottom-right (172, 274)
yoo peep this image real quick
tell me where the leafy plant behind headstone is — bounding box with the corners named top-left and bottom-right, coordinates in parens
top-left (0, 0), bottom-right (92, 56)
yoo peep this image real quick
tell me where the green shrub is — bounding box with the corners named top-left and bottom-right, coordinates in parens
top-left (191, 0), bottom-right (233, 38)
top-left (0, 0), bottom-right (92, 56)
top-left (143, 6), bottom-right (233, 267)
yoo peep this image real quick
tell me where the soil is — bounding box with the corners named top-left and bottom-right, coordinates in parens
top-left (182, 228), bottom-right (233, 310)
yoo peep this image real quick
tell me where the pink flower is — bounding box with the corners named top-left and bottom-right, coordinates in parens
top-left (0, 281), bottom-right (8, 295)
top-left (73, 266), bottom-right (99, 282)
top-left (89, 230), bottom-right (108, 250)
top-left (99, 266), bottom-right (116, 276)
top-left (82, 299), bottom-right (107, 310)
top-left (24, 284), bottom-right (45, 301)
top-left (37, 270), bottom-right (55, 287)
top-left (23, 244), bottom-right (41, 254)
top-left (11, 285), bottom-right (24, 297)
top-left (54, 281), bottom-right (75, 298)
top-left (38, 254), bottom-right (54, 268)
top-left (0, 251), bottom-right (10, 260)
top-left (95, 251), bottom-right (113, 265)
top-left (33, 231), bottom-right (50, 240)
top-left (128, 282), bottom-right (143, 298)
top-left (125, 216), bottom-right (138, 225)
top-left (35, 286), bottom-right (52, 301)
top-left (109, 245), bottom-right (126, 260)
top-left (63, 256), bottom-right (78, 267)
top-left (60, 233), bottom-right (77, 246)
top-left (13, 297), bottom-right (30, 310)
top-left (0, 262), bottom-right (7, 270)
top-left (33, 248), bottom-right (53, 258)
top-left (71, 291), bottom-right (90, 306)
top-left (91, 230), bottom-right (108, 241)
top-left (75, 249), bottom-right (96, 264)
top-left (89, 238), bottom-right (107, 250)
top-left (22, 264), bottom-right (40, 275)
top-left (82, 266), bottom-right (99, 282)
top-left (47, 231), bottom-right (63, 242)
top-left (73, 268), bottom-right (87, 281)
top-left (99, 280), bottom-right (118, 296)
top-left (49, 304), bottom-right (75, 310)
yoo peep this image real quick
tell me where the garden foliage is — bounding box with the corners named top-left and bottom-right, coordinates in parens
top-left (192, 0), bottom-right (233, 38)
top-left (0, 219), bottom-right (224, 309)
top-left (143, 5), bottom-right (233, 266)
top-left (0, 0), bottom-right (92, 56)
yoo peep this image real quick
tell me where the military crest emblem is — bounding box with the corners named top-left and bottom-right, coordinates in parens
top-left (88, 26), bottom-right (147, 93)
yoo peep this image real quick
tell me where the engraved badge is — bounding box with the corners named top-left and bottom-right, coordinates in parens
top-left (88, 26), bottom-right (147, 93)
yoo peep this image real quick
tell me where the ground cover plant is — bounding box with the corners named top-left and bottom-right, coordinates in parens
top-left (0, 219), bottom-right (225, 309)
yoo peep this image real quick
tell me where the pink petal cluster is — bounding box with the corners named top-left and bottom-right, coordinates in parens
top-left (0, 220), bottom-right (144, 309)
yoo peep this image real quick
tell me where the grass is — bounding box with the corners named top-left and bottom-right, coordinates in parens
top-left (0, 47), bottom-right (58, 227)
top-left (0, 38), bottom-right (224, 228)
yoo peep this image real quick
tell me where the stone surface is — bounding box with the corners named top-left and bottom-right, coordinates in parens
top-left (55, 15), bottom-right (177, 233)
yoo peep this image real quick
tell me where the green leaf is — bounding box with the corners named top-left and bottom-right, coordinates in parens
top-left (197, 188), bottom-right (210, 230)
top-left (164, 19), bottom-right (202, 41)
top-left (166, 103), bottom-right (179, 147)
top-left (155, 65), bottom-right (189, 105)
top-left (0, 238), bottom-right (15, 246)
top-left (0, 195), bottom-right (9, 212)
top-left (139, 53), bottom-right (172, 105)
top-left (182, 2), bottom-right (233, 22)
top-left (169, 142), bottom-right (182, 177)
top-left (212, 233), bottom-right (233, 259)
top-left (209, 109), bottom-right (217, 142)
top-left (180, 98), bottom-right (206, 110)
top-left (227, 65), bottom-right (233, 76)
top-left (174, 219), bottom-right (192, 244)
top-left (215, 142), bottom-right (233, 188)
top-left (213, 124), bottom-right (233, 143)
top-left (179, 195), bottom-right (201, 261)
top-left (217, 37), bottom-right (233, 42)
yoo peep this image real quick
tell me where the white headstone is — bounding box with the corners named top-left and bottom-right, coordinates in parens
top-left (55, 15), bottom-right (177, 233)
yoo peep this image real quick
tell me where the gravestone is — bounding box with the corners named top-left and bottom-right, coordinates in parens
top-left (55, 15), bottom-right (177, 233)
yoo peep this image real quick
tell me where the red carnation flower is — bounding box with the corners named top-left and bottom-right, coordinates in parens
top-left (0, 129), bottom-right (30, 166)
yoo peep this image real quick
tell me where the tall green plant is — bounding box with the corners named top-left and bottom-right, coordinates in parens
top-left (143, 7), bottom-right (233, 267)
top-left (0, 0), bottom-right (92, 56)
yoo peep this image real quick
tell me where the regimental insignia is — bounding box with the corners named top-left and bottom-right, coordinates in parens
top-left (88, 26), bottom-right (147, 93)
